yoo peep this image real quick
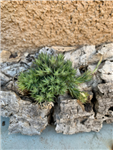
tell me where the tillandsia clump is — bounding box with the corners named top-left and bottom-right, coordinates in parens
top-left (17, 53), bottom-right (102, 104)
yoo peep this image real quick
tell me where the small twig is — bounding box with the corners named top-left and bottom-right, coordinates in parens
top-left (92, 56), bottom-right (103, 74)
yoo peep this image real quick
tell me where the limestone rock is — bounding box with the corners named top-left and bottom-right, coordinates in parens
top-left (0, 91), bottom-right (53, 135)
top-left (1, 62), bottom-right (28, 77)
top-left (64, 45), bottom-right (96, 68)
top-left (5, 80), bottom-right (19, 92)
top-left (21, 52), bottom-right (38, 66)
top-left (39, 47), bottom-right (56, 55)
top-left (0, 72), bottom-right (11, 86)
top-left (97, 43), bottom-right (113, 60)
top-left (53, 94), bottom-right (103, 134)
top-left (99, 60), bottom-right (113, 82)
top-left (64, 43), bottom-right (113, 68)
top-left (95, 83), bottom-right (113, 119)
top-left (88, 43), bottom-right (113, 64)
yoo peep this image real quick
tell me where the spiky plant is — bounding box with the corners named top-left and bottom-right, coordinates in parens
top-left (17, 53), bottom-right (101, 103)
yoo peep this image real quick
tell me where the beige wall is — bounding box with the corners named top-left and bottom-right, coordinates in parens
top-left (1, 0), bottom-right (113, 53)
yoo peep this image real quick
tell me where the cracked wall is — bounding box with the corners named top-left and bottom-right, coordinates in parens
top-left (1, 0), bottom-right (113, 53)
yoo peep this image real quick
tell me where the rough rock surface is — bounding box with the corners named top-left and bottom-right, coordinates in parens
top-left (54, 95), bottom-right (103, 134)
top-left (95, 83), bottom-right (113, 124)
top-left (0, 43), bottom-right (113, 135)
top-left (0, 91), bottom-right (53, 135)
top-left (64, 43), bottom-right (113, 68)
top-left (0, 72), bottom-right (12, 86)
top-left (53, 82), bottom-right (113, 134)
top-left (53, 43), bottom-right (113, 134)
top-left (99, 60), bottom-right (113, 83)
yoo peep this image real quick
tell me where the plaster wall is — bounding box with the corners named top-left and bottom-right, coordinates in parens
top-left (1, 0), bottom-right (113, 53)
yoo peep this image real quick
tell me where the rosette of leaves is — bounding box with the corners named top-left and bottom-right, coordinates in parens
top-left (17, 53), bottom-right (101, 103)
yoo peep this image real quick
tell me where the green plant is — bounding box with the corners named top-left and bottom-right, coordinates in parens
top-left (17, 53), bottom-right (101, 103)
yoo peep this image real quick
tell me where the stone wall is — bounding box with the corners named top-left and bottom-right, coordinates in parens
top-left (0, 43), bottom-right (113, 135)
top-left (1, 0), bottom-right (113, 53)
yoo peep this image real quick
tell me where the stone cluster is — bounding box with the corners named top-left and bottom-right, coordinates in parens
top-left (0, 43), bottom-right (113, 135)
top-left (0, 91), bottom-right (53, 135)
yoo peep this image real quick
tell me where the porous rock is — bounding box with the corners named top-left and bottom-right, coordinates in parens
top-left (0, 72), bottom-right (11, 86)
top-left (0, 91), bottom-right (53, 135)
top-left (95, 83), bottom-right (113, 123)
top-left (64, 43), bottom-right (113, 68)
top-left (39, 47), bottom-right (56, 55)
top-left (1, 63), bottom-right (28, 77)
top-left (99, 60), bottom-right (113, 83)
top-left (64, 45), bottom-right (96, 68)
top-left (96, 43), bottom-right (113, 60)
top-left (5, 80), bottom-right (19, 92)
top-left (53, 94), bottom-right (103, 134)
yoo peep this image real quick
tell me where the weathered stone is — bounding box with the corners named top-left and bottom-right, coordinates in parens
top-left (0, 91), bottom-right (20, 117)
top-left (97, 43), bottom-right (113, 60)
top-left (99, 60), bottom-right (113, 82)
top-left (64, 43), bottom-right (113, 69)
top-left (1, 62), bottom-right (28, 77)
top-left (5, 80), bottom-right (19, 93)
top-left (95, 83), bottom-right (113, 116)
top-left (0, 91), bottom-right (53, 135)
top-left (64, 45), bottom-right (96, 68)
top-left (0, 72), bottom-right (11, 86)
top-left (39, 47), bottom-right (56, 55)
top-left (21, 52), bottom-right (37, 65)
top-left (53, 94), bottom-right (103, 134)
top-left (88, 43), bottom-right (113, 64)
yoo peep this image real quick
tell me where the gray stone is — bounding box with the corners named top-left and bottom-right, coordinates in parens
top-left (95, 83), bottom-right (113, 117)
top-left (39, 47), bottom-right (56, 55)
top-left (99, 60), bottom-right (113, 82)
top-left (20, 54), bottom-right (35, 66)
top-left (64, 43), bottom-right (113, 69)
top-left (0, 91), bottom-right (20, 117)
top-left (64, 48), bottom-right (81, 68)
top-left (5, 80), bottom-right (19, 92)
top-left (64, 45), bottom-right (96, 68)
top-left (1, 62), bottom-right (28, 77)
top-left (88, 43), bottom-right (113, 64)
top-left (95, 82), bottom-right (113, 124)
top-left (0, 72), bottom-right (11, 86)
top-left (97, 43), bottom-right (113, 59)
top-left (0, 91), bottom-right (53, 135)
top-left (53, 94), bottom-right (103, 134)
top-left (79, 45), bottom-right (96, 66)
